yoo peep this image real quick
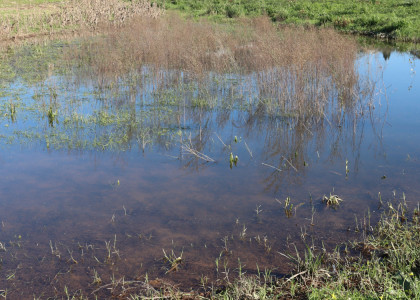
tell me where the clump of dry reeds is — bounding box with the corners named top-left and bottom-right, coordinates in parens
top-left (67, 14), bottom-right (359, 119)
top-left (60, 0), bottom-right (162, 29)
top-left (75, 15), bottom-right (356, 74)
top-left (0, 0), bottom-right (162, 41)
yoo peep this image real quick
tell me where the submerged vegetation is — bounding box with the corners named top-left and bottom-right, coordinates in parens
top-left (1, 199), bottom-right (418, 298)
top-left (322, 193), bottom-right (343, 207)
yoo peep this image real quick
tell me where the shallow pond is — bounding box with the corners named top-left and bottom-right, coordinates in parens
top-left (0, 41), bottom-right (419, 297)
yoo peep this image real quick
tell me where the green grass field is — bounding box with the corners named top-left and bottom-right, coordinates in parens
top-left (160, 0), bottom-right (420, 41)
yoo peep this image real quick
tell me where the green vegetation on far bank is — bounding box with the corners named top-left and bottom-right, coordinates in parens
top-left (160, 0), bottom-right (420, 42)
top-left (1, 0), bottom-right (419, 42)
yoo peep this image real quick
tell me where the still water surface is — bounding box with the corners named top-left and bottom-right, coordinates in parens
top-left (0, 43), bottom-right (419, 297)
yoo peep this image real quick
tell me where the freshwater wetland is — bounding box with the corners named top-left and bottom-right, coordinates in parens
top-left (0, 1), bottom-right (420, 299)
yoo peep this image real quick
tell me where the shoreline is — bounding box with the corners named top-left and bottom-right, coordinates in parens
top-left (1, 1), bottom-right (419, 45)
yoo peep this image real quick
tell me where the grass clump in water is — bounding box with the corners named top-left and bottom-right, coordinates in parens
top-left (322, 193), bottom-right (343, 207)
top-left (162, 248), bottom-right (184, 274)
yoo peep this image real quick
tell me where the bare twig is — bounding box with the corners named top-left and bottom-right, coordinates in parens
top-left (91, 280), bottom-right (152, 294)
top-left (181, 144), bottom-right (215, 162)
top-left (261, 162), bottom-right (282, 172)
top-left (301, 122), bottom-right (313, 135)
top-left (214, 132), bottom-right (228, 148)
top-left (322, 112), bottom-right (332, 127)
top-left (244, 141), bottom-right (253, 158)
top-left (284, 270), bottom-right (308, 283)
top-left (281, 156), bottom-right (298, 172)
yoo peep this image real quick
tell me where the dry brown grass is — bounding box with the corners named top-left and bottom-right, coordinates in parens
top-left (0, 0), bottom-right (162, 41)
top-left (79, 15), bottom-right (356, 74)
top-left (0, 2), bottom-right (60, 17)
top-left (68, 14), bottom-right (359, 118)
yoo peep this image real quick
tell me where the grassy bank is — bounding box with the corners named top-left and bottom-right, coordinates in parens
top-left (1, 0), bottom-right (420, 42)
top-left (161, 0), bottom-right (420, 42)
top-left (104, 203), bottom-right (420, 299)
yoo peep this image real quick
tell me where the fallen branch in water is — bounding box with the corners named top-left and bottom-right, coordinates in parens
top-left (262, 162), bottom-right (282, 172)
top-left (281, 156), bottom-right (298, 172)
top-left (181, 144), bottom-right (215, 162)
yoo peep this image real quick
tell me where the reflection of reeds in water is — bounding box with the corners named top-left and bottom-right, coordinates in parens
top-left (0, 12), bottom-right (382, 187)
top-left (58, 14), bottom-right (373, 168)
top-left (68, 14), bottom-right (358, 118)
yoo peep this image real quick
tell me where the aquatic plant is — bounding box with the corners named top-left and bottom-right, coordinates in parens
top-left (322, 193), bottom-right (343, 207)
top-left (239, 224), bottom-right (247, 241)
top-left (284, 196), bottom-right (294, 218)
top-left (47, 105), bottom-right (57, 127)
top-left (229, 152), bottom-right (239, 168)
top-left (162, 248), bottom-right (183, 274)
top-left (345, 159), bottom-right (349, 178)
top-left (9, 101), bottom-right (16, 122)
